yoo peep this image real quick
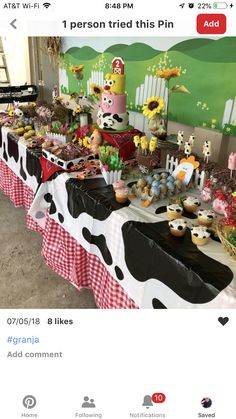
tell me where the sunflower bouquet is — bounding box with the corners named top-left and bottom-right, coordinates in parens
top-left (143, 52), bottom-right (190, 139)
top-left (142, 96), bottom-right (167, 140)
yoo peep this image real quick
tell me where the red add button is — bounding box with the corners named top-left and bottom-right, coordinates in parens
top-left (197, 14), bottom-right (226, 34)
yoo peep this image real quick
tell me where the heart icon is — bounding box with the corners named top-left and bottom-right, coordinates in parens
top-left (218, 317), bottom-right (229, 326)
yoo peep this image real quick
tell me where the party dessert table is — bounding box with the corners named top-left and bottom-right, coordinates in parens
top-left (1, 125), bottom-right (236, 309)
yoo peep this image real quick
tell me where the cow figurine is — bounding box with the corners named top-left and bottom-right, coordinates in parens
top-left (177, 130), bottom-right (184, 150)
top-left (188, 134), bottom-right (195, 147)
top-left (184, 141), bottom-right (192, 157)
top-left (203, 140), bottom-right (211, 163)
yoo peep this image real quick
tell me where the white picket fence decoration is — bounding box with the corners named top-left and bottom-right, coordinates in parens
top-left (87, 71), bottom-right (105, 95)
top-left (46, 132), bottom-right (66, 144)
top-left (222, 96), bottom-right (236, 126)
top-left (135, 75), bottom-right (168, 110)
top-left (59, 69), bottom-right (69, 91)
top-left (165, 154), bottom-right (179, 173)
top-left (165, 154), bottom-right (206, 190)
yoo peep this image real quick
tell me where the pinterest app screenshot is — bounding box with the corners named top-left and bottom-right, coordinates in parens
top-left (0, 0), bottom-right (235, 418)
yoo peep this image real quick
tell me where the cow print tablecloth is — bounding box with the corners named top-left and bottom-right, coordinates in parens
top-left (0, 126), bottom-right (41, 192)
top-left (1, 124), bottom-right (236, 309)
top-left (29, 172), bottom-right (236, 309)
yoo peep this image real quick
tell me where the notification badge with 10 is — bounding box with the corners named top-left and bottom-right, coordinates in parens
top-left (152, 393), bottom-right (166, 403)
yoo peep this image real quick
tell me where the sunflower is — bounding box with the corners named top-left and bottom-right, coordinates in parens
top-left (8, 109), bottom-right (15, 117)
top-left (73, 105), bottom-right (81, 116)
top-left (143, 96), bottom-right (165, 119)
top-left (69, 65), bottom-right (84, 72)
top-left (157, 67), bottom-right (181, 80)
top-left (90, 83), bottom-right (103, 97)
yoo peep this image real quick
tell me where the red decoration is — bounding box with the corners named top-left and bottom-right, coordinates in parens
top-left (112, 57), bottom-right (125, 75)
top-left (213, 189), bottom-right (229, 202)
top-left (40, 156), bottom-right (64, 182)
top-left (96, 128), bottom-right (142, 160)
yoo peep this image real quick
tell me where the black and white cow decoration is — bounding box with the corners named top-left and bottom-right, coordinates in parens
top-left (203, 140), bottom-right (211, 163)
top-left (188, 134), bottom-right (195, 147)
top-left (184, 141), bottom-right (192, 157)
top-left (177, 130), bottom-right (184, 150)
top-left (0, 128), bottom-right (41, 191)
top-left (97, 111), bottom-right (129, 131)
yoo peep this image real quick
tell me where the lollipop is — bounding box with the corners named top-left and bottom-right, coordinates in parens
top-left (228, 152), bottom-right (236, 178)
top-left (149, 136), bottom-right (157, 153)
top-left (140, 136), bottom-right (149, 154)
top-left (133, 135), bottom-right (141, 148)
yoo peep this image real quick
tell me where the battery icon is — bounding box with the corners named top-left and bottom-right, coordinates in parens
top-left (213, 2), bottom-right (228, 8)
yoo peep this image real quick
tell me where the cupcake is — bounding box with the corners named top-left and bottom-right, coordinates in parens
top-left (115, 187), bottom-right (129, 203)
top-left (182, 196), bottom-right (201, 213)
top-left (190, 226), bottom-right (211, 246)
top-left (198, 209), bottom-right (216, 227)
top-left (113, 180), bottom-right (125, 191)
top-left (169, 219), bottom-right (187, 237)
top-left (167, 204), bottom-right (183, 220)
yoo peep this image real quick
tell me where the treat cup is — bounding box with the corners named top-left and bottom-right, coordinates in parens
top-left (169, 219), bottom-right (187, 237)
top-left (191, 226), bottom-right (211, 246)
top-left (100, 163), bottom-right (122, 185)
top-left (115, 187), bottom-right (129, 203)
top-left (113, 180), bottom-right (125, 191)
top-left (167, 204), bottom-right (183, 220)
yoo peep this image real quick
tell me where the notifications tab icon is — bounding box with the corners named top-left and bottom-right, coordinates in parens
top-left (197, 13), bottom-right (226, 34)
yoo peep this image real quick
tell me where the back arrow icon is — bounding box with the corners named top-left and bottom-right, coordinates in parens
top-left (10, 19), bottom-right (17, 29)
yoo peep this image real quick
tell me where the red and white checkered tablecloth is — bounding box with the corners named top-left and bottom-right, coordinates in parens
top-left (0, 159), bottom-right (138, 309)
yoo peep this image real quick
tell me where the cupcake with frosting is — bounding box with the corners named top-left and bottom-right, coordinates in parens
top-left (198, 209), bottom-right (216, 227)
top-left (115, 187), bottom-right (129, 203)
top-left (169, 218), bottom-right (187, 237)
top-left (167, 204), bottom-right (183, 220)
top-left (113, 180), bottom-right (125, 191)
top-left (182, 196), bottom-right (201, 213)
top-left (190, 226), bottom-right (211, 246)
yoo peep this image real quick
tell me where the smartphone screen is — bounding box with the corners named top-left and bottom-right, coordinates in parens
top-left (0, 1), bottom-right (235, 418)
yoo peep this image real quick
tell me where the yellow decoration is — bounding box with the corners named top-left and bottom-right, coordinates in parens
top-left (157, 67), bottom-right (181, 80)
top-left (9, 108), bottom-right (15, 117)
top-left (104, 73), bottom-right (125, 94)
top-left (15, 127), bottom-right (25, 135)
top-left (149, 136), bottom-right (157, 152)
top-left (69, 65), bottom-right (84, 72)
top-left (180, 155), bottom-right (200, 169)
top-left (56, 96), bottom-right (63, 102)
top-left (83, 136), bottom-right (91, 148)
top-left (90, 83), bottom-right (103, 97)
top-left (133, 135), bottom-right (141, 147)
top-left (24, 125), bottom-right (33, 132)
top-left (140, 135), bottom-right (149, 151)
top-left (73, 105), bottom-right (81, 115)
top-left (143, 96), bottom-right (165, 119)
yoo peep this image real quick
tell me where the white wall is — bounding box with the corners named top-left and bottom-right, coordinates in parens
top-left (2, 37), bottom-right (31, 85)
